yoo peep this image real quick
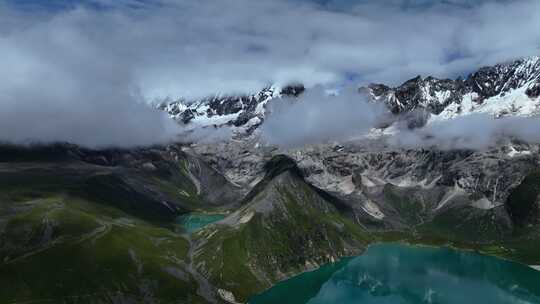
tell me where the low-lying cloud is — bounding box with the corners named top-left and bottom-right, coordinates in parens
top-left (260, 85), bottom-right (540, 150)
top-left (389, 114), bottom-right (540, 150)
top-left (261, 86), bottom-right (386, 147)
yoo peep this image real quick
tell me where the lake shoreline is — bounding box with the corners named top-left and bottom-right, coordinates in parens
top-left (250, 243), bottom-right (540, 304)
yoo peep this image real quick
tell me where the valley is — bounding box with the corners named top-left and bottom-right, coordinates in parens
top-left (2, 57), bottom-right (540, 303)
top-left (1, 141), bottom-right (540, 303)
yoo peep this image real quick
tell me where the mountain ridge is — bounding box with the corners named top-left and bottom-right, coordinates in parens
top-left (158, 56), bottom-right (540, 135)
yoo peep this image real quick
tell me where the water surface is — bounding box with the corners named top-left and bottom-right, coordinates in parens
top-left (176, 213), bottom-right (225, 233)
top-left (251, 244), bottom-right (540, 304)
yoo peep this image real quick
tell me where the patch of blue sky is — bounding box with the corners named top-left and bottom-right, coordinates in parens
top-left (4, 0), bottom-right (160, 12)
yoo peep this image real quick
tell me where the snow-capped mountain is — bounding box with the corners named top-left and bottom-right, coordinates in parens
top-left (368, 56), bottom-right (540, 122)
top-left (157, 84), bottom-right (304, 134)
top-left (158, 56), bottom-right (540, 133)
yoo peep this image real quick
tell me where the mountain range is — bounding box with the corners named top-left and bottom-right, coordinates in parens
top-left (158, 56), bottom-right (540, 135)
top-left (2, 56), bottom-right (540, 303)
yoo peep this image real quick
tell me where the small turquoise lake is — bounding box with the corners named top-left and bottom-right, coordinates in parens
top-left (176, 213), bottom-right (226, 233)
top-left (250, 243), bottom-right (540, 304)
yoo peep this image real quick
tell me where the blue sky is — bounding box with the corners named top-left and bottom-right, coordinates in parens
top-left (5, 0), bottom-right (104, 10)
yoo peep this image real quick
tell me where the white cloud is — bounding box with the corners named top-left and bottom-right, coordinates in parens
top-left (0, 0), bottom-right (539, 147)
top-left (4, 0), bottom-right (540, 99)
top-left (389, 114), bottom-right (540, 150)
top-left (0, 8), bottom-right (181, 148)
top-left (261, 86), bottom-right (385, 147)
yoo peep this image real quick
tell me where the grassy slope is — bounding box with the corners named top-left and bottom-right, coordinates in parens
top-left (0, 143), bottom-right (240, 218)
top-left (0, 144), bottom-right (245, 304)
top-left (373, 174), bottom-right (540, 266)
top-left (193, 171), bottom-right (372, 302)
top-left (2, 152), bottom-right (540, 303)
top-left (0, 191), bottom-right (208, 304)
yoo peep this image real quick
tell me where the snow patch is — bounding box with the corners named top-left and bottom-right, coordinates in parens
top-left (361, 175), bottom-right (377, 188)
top-left (435, 183), bottom-right (465, 211)
top-left (338, 175), bottom-right (356, 195)
top-left (430, 85), bottom-right (540, 124)
top-left (218, 289), bottom-right (242, 304)
top-left (507, 145), bottom-right (532, 158)
top-left (471, 197), bottom-right (502, 210)
top-left (529, 265), bottom-right (540, 272)
top-left (238, 211), bottom-right (254, 224)
top-left (388, 175), bottom-right (440, 189)
top-left (361, 200), bottom-right (385, 220)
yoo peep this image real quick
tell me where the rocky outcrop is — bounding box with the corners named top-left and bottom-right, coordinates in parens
top-left (368, 76), bottom-right (467, 115)
top-left (526, 81), bottom-right (540, 99)
top-left (369, 57), bottom-right (540, 117)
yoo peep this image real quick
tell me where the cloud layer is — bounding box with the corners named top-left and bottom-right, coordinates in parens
top-left (390, 114), bottom-right (540, 150)
top-left (0, 7), bottom-right (180, 148)
top-left (1, 0), bottom-right (539, 147)
top-left (261, 86), bottom-right (386, 147)
top-left (260, 86), bottom-right (540, 150)
top-left (4, 0), bottom-right (540, 99)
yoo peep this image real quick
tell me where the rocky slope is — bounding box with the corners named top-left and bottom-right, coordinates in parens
top-left (0, 144), bottom-right (242, 216)
top-left (191, 155), bottom-right (371, 303)
top-left (187, 139), bottom-right (540, 236)
top-left (0, 143), bottom-right (243, 304)
top-left (189, 151), bottom-right (540, 302)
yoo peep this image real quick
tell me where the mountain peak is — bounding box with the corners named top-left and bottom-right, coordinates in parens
top-left (263, 154), bottom-right (303, 180)
top-left (367, 56), bottom-right (540, 121)
top-left (158, 56), bottom-right (540, 135)
top-left (157, 84), bottom-right (305, 134)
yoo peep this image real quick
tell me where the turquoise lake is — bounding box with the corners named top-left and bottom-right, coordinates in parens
top-left (176, 213), bottom-right (226, 233)
top-left (250, 243), bottom-right (540, 304)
